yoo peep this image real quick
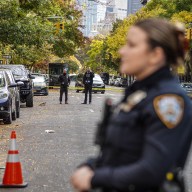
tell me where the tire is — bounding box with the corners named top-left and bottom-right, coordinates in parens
top-left (44, 92), bottom-right (49, 96)
top-left (76, 90), bottom-right (79, 93)
top-left (12, 109), bottom-right (16, 121)
top-left (4, 105), bottom-right (12, 124)
top-left (26, 91), bottom-right (33, 107)
top-left (101, 91), bottom-right (105, 94)
top-left (16, 101), bottom-right (20, 118)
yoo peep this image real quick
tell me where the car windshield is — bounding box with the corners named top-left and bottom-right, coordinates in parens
top-left (94, 74), bottom-right (102, 81)
top-left (33, 74), bottom-right (45, 78)
top-left (33, 77), bottom-right (46, 86)
top-left (0, 73), bottom-right (5, 87)
top-left (0, 66), bottom-right (27, 76)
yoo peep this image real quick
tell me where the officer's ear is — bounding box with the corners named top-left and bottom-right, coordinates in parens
top-left (149, 47), bottom-right (166, 66)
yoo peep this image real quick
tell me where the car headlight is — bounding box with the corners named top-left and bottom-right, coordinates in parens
top-left (0, 92), bottom-right (8, 99)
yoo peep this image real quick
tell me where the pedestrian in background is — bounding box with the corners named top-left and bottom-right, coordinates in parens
top-left (71, 18), bottom-right (192, 192)
top-left (58, 69), bottom-right (70, 104)
top-left (81, 67), bottom-right (94, 104)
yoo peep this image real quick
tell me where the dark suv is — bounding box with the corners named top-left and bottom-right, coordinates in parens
top-left (0, 65), bottom-right (34, 107)
top-left (0, 70), bottom-right (23, 124)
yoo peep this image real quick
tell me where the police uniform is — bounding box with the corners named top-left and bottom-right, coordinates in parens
top-left (83, 71), bottom-right (94, 104)
top-left (58, 73), bottom-right (70, 103)
top-left (84, 66), bottom-right (192, 192)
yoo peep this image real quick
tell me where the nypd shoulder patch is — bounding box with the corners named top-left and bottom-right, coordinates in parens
top-left (153, 94), bottom-right (184, 129)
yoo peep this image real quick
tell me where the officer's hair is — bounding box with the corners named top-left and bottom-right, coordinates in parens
top-left (134, 18), bottom-right (185, 67)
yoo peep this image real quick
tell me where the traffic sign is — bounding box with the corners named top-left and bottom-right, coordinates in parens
top-left (2, 54), bottom-right (11, 59)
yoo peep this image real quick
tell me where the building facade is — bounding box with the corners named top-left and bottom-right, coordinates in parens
top-left (101, 0), bottom-right (128, 33)
top-left (76, 0), bottom-right (143, 37)
top-left (127, 0), bottom-right (143, 16)
top-left (106, 0), bottom-right (128, 21)
top-left (76, 0), bottom-right (106, 37)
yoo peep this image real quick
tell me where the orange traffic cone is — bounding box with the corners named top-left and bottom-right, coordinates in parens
top-left (0, 131), bottom-right (28, 188)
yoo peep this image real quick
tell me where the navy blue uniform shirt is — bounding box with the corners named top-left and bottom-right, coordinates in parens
top-left (58, 74), bottom-right (70, 87)
top-left (83, 71), bottom-right (94, 85)
top-left (84, 67), bottom-right (192, 192)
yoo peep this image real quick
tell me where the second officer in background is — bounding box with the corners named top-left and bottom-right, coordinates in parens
top-left (82, 68), bottom-right (94, 104)
top-left (58, 69), bottom-right (70, 104)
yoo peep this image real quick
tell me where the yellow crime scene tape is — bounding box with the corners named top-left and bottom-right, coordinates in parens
top-left (46, 86), bottom-right (124, 92)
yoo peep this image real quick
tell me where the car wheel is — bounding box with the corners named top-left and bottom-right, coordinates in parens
top-left (76, 90), bottom-right (79, 93)
top-left (12, 108), bottom-right (16, 121)
top-left (4, 105), bottom-right (12, 124)
top-left (101, 91), bottom-right (105, 94)
top-left (16, 101), bottom-right (20, 118)
top-left (26, 91), bottom-right (33, 107)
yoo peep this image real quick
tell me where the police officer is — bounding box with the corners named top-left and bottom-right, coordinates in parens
top-left (58, 69), bottom-right (70, 104)
top-left (71, 18), bottom-right (192, 192)
top-left (82, 68), bottom-right (94, 104)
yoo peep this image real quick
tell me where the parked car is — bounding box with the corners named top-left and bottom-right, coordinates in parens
top-left (0, 65), bottom-right (35, 107)
top-left (109, 76), bottom-right (119, 86)
top-left (75, 74), bottom-right (105, 94)
top-left (1, 69), bottom-right (23, 118)
top-left (181, 83), bottom-right (192, 98)
top-left (114, 77), bottom-right (121, 87)
top-left (100, 72), bottom-right (109, 85)
top-left (0, 70), bottom-right (23, 124)
top-left (119, 78), bottom-right (128, 87)
top-left (32, 73), bottom-right (49, 84)
top-left (32, 76), bottom-right (48, 96)
top-left (92, 74), bottom-right (105, 94)
top-left (75, 73), bottom-right (84, 92)
top-left (69, 74), bottom-right (77, 81)
top-left (42, 74), bottom-right (49, 83)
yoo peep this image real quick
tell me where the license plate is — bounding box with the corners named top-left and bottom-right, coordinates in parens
top-left (21, 90), bottom-right (29, 94)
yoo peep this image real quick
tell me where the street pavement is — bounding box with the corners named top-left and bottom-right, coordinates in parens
top-left (0, 85), bottom-right (123, 192)
top-left (0, 85), bottom-right (192, 192)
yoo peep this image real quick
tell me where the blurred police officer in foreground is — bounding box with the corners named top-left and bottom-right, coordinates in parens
top-left (82, 67), bottom-right (94, 104)
top-left (71, 18), bottom-right (192, 192)
top-left (58, 69), bottom-right (70, 104)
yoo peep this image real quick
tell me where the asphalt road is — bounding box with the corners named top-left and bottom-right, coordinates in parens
top-left (0, 85), bottom-right (123, 192)
top-left (0, 85), bottom-right (192, 192)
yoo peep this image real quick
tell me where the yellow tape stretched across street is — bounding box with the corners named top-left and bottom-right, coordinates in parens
top-left (47, 86), bottom-right (124, 92)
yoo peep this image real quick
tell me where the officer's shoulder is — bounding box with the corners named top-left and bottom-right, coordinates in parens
top-left (156, 79), bottom-right (186, 95)
top-left (152, 93), bottom-right (188, 129)
top-left (147, 80), bottom-right (191, 128)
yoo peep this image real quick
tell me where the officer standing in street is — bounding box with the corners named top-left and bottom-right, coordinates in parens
top-left (71, 18), bottom-right (192, 192)
top-left (58, 69), bottom-right (70, 104)
top-left (81, 67), bottom-right (94, 104)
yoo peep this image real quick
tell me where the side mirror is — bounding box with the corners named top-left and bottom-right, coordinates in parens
top-left (28, 74), bottom-right (35, 79)
top-left (17, 81), bottom-right (24, 87)
top-left (8, 83), bottom-right (17, 88)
